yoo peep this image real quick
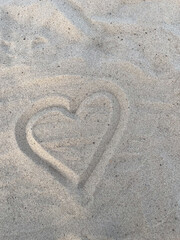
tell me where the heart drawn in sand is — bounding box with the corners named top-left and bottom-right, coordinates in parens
top-left (15, 77), bottom-right (129, 200)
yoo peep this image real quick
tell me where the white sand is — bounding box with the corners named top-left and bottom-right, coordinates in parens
top-left (0, 0), bottom-right (180, 239)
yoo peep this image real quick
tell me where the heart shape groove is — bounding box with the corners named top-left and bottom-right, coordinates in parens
top-left (15, 76), bottom-right (129, 203)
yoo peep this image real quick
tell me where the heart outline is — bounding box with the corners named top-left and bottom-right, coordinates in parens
top-left (15, 76), bottom-right (129, 204)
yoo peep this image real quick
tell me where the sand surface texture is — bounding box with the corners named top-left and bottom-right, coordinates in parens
top-left (0, 0), bottom-right (180, 239)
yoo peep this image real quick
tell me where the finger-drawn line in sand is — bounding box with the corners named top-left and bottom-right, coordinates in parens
top-left (15, 77), bottom-right (129, 205)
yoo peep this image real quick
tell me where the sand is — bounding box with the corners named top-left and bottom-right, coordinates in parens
top-left (0, 0), bottom-right (180, 239)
